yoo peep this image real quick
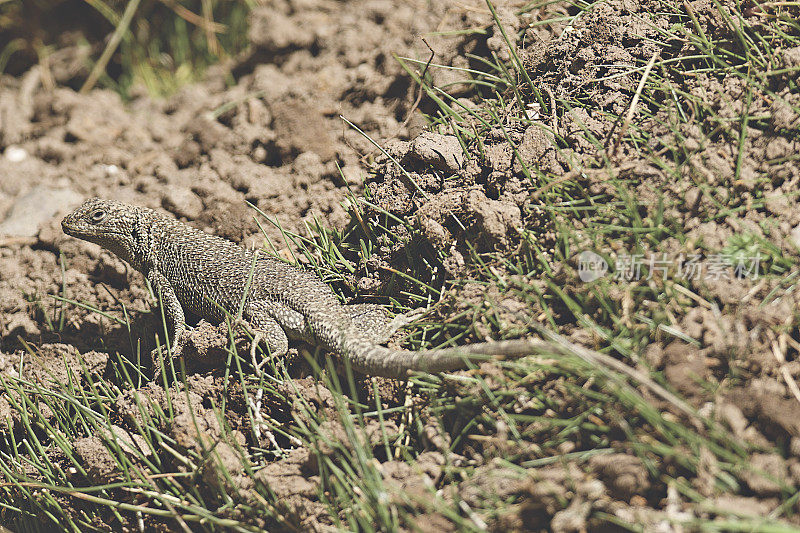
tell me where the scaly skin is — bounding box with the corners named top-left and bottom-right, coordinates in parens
top-left (62, 198), bottom-right (542, 378)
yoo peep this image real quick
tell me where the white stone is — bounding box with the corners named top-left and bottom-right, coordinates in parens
top-left (4, 146), bottom-right (27, 162)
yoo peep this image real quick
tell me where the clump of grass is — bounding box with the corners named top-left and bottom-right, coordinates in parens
top-left (314, 0), bottom-right (800, 528)
top-left (0, 0), bottom-right (253, 97)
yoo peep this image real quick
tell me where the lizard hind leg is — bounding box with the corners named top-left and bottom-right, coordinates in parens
top-left (345, 304), bottom-right (425, 345)
top-left (243, 310), bottom-right (289, 374)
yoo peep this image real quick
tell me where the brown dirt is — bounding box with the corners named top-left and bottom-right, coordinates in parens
top-left (1, 0), bottom-right (800, 530)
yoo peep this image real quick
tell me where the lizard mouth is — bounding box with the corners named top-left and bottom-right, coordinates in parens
top-left (61, 217), bottom-right (89, 238)
top-left (61, 217), bottom-right (122, 240)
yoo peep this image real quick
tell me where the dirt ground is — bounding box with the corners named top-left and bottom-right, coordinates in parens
top-left (1, 0), bottom-right (800, 530)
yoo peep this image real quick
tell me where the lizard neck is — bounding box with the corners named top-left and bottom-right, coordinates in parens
top-left (106, 211), bottom-right (153, 274)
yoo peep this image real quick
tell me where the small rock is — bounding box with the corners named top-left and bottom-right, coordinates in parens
top-left (589, 453), bottom-right (650, 500)
top-left (771, 98), bottom-right (800, 130)
top-left (292, 151), bottom-right (326, 186)
top-left (410, 132), bottom-right (464, 173)
top-left (790, 224), bottom-right (800, 250)
top-left (4, 145), bottom-right (27, 162)
top-left (4, 312), bottom-right (40, 338)
top-left (742, 453), bottom-right (789, 496)
top-left (162, 188), bottom-right (203, 220)
top-left (463, 189), bottom-right (521, 249)
top-left (718, 402), bottom-right (748, 436)
top-left (708, 495), bottom-right (772, 518)
top-left (248, 8), bottom-right (315, 52)
top-left (783, 46), bottom-right (800, 70)
top-left (765, 192), bottom-right (790, 216)
top-left (0, 187), bottom-right (82, 237)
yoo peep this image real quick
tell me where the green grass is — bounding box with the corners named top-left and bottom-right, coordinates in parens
top-left (0, 0), bottom-right (253, 96)
top-left (1, 0), bottom-right (800, 529)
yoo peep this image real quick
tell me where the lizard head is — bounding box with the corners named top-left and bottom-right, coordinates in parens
top-left (62, 198), bottom-right (144, 268)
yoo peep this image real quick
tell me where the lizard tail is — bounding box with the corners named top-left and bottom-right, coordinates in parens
top-left (338, 331), bottom-right (697, 425)
top-left (340, 337), bottom-right (552, 379)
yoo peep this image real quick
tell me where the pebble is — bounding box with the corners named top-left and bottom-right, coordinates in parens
top-left (0, 187), bottom-right (82, 237)
top-left (4, 146), bottom-right (27, 163)
top-left (791, 224), bottom-right (800, 250)
top-left (410, 132), bottom-right (464, 173)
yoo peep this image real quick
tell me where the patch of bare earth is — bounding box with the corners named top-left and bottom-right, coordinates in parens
top-left (0, 0), bottom-right (799, 529)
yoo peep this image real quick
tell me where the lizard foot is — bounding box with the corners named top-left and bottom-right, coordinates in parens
top-left (388, 308), bottom-right (426, 330)
top-left (345, 305), bottom-right (427, 345)
top-left (149, 332), bottom-right (188, 377)
top-left (250, 331), bottom-right (267, 374)
top-left (226, 318), bottom-right (265, 371)
top-left (228, 317), bottom-right (289, 376)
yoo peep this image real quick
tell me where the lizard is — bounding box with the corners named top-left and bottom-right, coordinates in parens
top-left (61, 197), bottom-right (548, 378)
top-left (59, 195), bottom-right (699, 415)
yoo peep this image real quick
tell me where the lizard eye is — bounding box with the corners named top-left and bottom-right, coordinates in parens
top-left (90, 209), bottom-right (106, 223)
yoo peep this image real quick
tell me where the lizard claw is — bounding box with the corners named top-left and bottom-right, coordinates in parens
top-left (149, 333), bottom-right (187, 377)
top-left (384, 308), bottom-right (426, 333)
top-left (250, 332), bottom-right (267, 374)
top-left (399, 308), bottom-right (426, 323)
top-left (228, 318), bottom-right (269, 374)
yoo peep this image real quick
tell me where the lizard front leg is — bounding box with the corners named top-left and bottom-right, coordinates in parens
top-left (147, 269), bottom-right (186, 371)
